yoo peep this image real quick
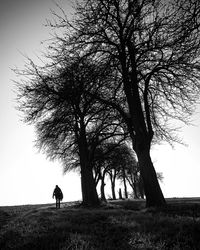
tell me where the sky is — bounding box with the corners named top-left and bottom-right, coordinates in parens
top-left (0, 0), bottom-right (200, 206)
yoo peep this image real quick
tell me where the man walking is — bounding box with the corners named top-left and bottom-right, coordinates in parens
top-left (52, 185), bottom-right (63, 209)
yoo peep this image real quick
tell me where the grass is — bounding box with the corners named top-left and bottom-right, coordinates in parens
top-left (0, 199), bottom-right (200, 249)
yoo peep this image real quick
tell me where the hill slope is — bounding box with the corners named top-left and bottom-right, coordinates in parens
top-left (0, 199), bottom-right (200, 249)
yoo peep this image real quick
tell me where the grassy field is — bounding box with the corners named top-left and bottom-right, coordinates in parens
top-left (0, 198), bottom-right (200, 249)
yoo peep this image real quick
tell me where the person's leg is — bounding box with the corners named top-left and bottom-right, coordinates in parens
top-left (58, 199), bottom-right (60, 208)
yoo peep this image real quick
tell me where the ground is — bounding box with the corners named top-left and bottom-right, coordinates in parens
top-left (0, 198), bottom-right (200, 249)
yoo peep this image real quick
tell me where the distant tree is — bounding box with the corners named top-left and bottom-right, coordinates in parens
top-left (94, 142), bottom-right (137, 200)
top-left (125, 162), bottom-right (143, 199)
top-left (108, 166), bottom-right (118, 200)
top-left (118, 188), bottom-right (123, 200)
top-left (113, 144), bottom-right (138, 199)
top-left (50, 0), bottom-right (200, 207)
top-left (93, 141), bottom-right (120, 201)
top-left (113, 144), bottom-right (137, 199)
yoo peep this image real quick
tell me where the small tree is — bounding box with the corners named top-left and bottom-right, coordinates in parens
top-left (94, 142), bottom-right (137, 200)
top-left (113, 144), bottom-right (138, 199)
top-left (125, 162), bottom-right (142, 199)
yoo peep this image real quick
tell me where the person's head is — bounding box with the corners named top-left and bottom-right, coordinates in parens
top-left (56, 185), bottom-right (58, 188)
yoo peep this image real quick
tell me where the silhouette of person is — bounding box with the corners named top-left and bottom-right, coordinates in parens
top-left (52, 185), bottom-right (63, 209)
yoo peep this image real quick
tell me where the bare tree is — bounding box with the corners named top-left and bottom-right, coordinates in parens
top-left (126, 162), bottom-right (141, 199)
top-left (114, 144), bottom-right (138, 199)
top-left (94, 142), bottom-right (137, 200)
top-left (93, 138), bottom-right (126, 201)
top-left (16, 55), bottom-right (117, 206)
top-left (49, 0), bottom-right (200, 207)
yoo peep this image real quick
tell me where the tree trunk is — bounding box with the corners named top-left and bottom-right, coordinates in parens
top-left (78, 122), bottom-right (99, 207)
top-left (81, 164), bottom-right (99, 206)
top-left (109, 170), bottom-right (117, 200)
top-left (118, 188), bottom-right (123, 199)
top-left (136, 148), bottom-right (166, 207)
top-left (100, 172), bottom-right (106, 202)
top-left (122, 167), bottom-right (128, 199)
top-left (132, 177), bottom-right (139, 199)
top-left (111, 181), bottom-right (116, 200)
top-left (120, 42), bottom-right (166, 207)
top-left (138, 174), bottom-right (144, 199)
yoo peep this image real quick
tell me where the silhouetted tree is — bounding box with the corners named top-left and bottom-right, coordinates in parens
top-left (126, 162), bottom-right (142, 199)
top-left (93, 139), bottom-right (125, 201)
top-left (94, 142), bottom-right (137, 200)
top-left (113, 144), bottom-right (138, 199)
top-left (118, 188), bottom-right (123, 199)
top-left (16, 55), bottom-right (117, 206)
top-left (93, 147), bottom-right (111, 202)
top-left (50, 0), bottom-right (200, 207)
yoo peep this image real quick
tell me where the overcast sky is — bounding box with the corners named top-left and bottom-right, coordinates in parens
top-left (0, 0), bottom-right (82, 206)
top-left (0, 0), bottom-right (200, 206)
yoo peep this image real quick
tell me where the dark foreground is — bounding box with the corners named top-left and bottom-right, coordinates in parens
top-left (0, 198), bottom-right (200, 249)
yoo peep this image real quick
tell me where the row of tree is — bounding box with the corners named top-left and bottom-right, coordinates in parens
top-left (16, 0), bottom-right (200, 207)
top-left (94, 142), bottom-right (143, 201)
